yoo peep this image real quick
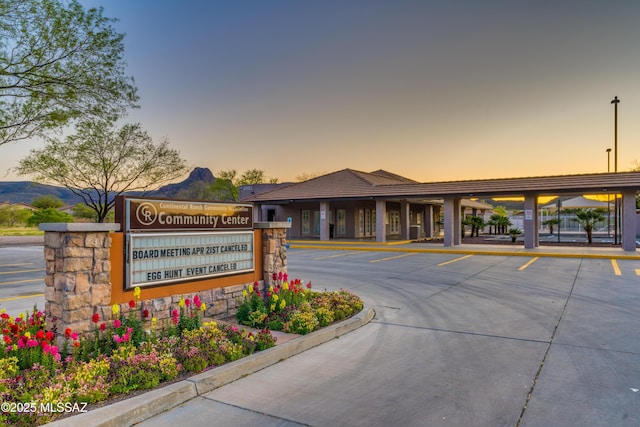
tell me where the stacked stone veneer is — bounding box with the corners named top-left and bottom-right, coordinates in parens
top-left (259, 222), bottom-right (289, 286)
top-left (40, 222), bottom-right (290, 341)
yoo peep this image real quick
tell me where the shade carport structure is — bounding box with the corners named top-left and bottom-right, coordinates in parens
top-left (245, 171), bottom-right (640, 252)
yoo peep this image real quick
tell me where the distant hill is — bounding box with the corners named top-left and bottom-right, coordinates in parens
top-left (0, 167), bottom-right (215, 206)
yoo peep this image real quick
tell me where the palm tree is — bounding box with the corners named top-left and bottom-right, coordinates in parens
top-left (572, 208), bottom-right (605, 244)
top-left (543, 218), bottom-right (560, 235)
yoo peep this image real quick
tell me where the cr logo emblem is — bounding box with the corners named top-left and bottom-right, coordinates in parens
top-left (136, 202), bottom-right (157, 226)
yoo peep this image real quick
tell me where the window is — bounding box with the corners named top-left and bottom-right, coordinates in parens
top-left (337, 209), bottom-right (346, 235)
top-left (301, 210), bottom-right (310, 234)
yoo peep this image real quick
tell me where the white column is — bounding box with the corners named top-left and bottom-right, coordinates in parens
top-left (319, 202), bottom-right (330, 241)
top-left (443, 198), bottom-right (461, 246)
top-left (376, 200), bottom-right (387, 243)
top-left (622, 191), bottom-right (637, 252)
top-left (400, 201), bottom-right (410, 240)
top-left (524, 194), bottom-right (539, 249)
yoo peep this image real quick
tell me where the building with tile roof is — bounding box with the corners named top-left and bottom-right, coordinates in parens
top-left (243, 168), bottom-right (640, 251)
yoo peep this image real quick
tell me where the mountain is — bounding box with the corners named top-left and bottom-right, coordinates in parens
top-left (0, 181), bottom-right (82, 205)
top-left (0, 167), bottom-right (215, 206)
top-left (149, 167), bottom-right (215, 198)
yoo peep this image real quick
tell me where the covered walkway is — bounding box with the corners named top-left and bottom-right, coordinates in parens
top-left (246, 170), bottom-right (640, 252)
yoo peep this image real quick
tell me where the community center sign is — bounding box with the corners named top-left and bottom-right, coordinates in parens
top-left (116, 197), bottom-right (254, 289)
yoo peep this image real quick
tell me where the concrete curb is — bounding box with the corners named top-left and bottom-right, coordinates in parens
top-left (45, 305), bottom-right (376, 427)
top-left (289, 243), bottom-right (640, 260)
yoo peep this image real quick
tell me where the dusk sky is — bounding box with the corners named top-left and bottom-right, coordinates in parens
top-left (3, 0), bottom-right (640, 184)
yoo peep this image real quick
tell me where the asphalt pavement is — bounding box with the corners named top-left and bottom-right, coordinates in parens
top-left (42, 241), bottom-right (640, 427)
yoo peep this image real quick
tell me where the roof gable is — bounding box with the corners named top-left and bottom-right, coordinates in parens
top-left (242, 168), bottom-right (416, 201)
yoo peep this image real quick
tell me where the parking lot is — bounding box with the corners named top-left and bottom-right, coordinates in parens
top-left (137, 244), bottom-right (640, 426)
top-left (3, 242), bottom-right (640, 426)
top-left (0, 246), bottom-right (46, 316)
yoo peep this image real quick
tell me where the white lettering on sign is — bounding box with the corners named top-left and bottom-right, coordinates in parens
top-left (128, 231), bottom-right (254, 288)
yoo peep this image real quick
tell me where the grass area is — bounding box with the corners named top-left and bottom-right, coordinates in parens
top-left (0, 226), bottom-right (44, 236)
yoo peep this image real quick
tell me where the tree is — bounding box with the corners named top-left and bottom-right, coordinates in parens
top-left (0, 205), bottom-right (31, 226)
top-left (468, 216), bottom-right (486, 237)
top-left (17, 119), bottom-right (187, 222)
top-left (0, 0), bottom-right (138, 145)
top-left (542, 218), bottom-right (560, 235)
top-left (26, 207), bottom-right (73, 226)
top-left (236, 169), bottom-right (267, 186)
top-left (31, 195), bottom-right (64, 209)
top-left (571, 208), bottom-right (605, 244)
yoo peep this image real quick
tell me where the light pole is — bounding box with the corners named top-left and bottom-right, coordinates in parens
top-left (611, 96), bottom-right (620, 244)
top-left (611, 96), bottom-right (619, 172)
top-left (606, 148), bottom-right (611, 237)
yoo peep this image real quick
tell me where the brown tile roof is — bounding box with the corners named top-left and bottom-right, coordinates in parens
top-left (244, 170), bottom-right (640, 202)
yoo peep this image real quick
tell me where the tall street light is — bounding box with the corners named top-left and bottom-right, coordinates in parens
top-left (611, 96), bottom-right (620, 172)
top-left (611, 96), bottom-right (620, 244)
top-left (606, 148), bottom-right (611, 237)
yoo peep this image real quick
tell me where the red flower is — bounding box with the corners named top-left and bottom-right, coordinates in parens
top-left (306, 281), bottom-right (312, 289)
top-left (272, 273), bottom-right (278, 281)
top-left (64, 328), bottom-right (72, 338)
top-left (142, 309), bottom-right (149, 318)
top-left (35, 330), bottom-right (45, 340)
top-left (278, 272), bottom-right (283, 280)
top-left (3, 335), bottom-right (11, 344)
top-left (0, 313), bottom-right (9, 320)
top-left (99, 323), bottom-right (106, 331)
top-left (185, 298), bottom-right (191, 307)
top-left (92, 313), bottom-right (100, 323)
top-left (128, 300), bottom-right (136, 308)
top-left (45, 331), bottom-right (54, 341)
top-left (73, 341), bottom-right (80, 347)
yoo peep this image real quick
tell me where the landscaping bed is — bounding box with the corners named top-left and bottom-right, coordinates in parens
top-left (0, 275), bottom-right (363, 426)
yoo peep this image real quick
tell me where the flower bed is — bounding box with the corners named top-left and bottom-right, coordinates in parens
top-left (0, 274), bottom-right (363, 426)
top-left (236, 272), bottom-right (364, 335)
top-left (0, 291), bottom-right (274, 426)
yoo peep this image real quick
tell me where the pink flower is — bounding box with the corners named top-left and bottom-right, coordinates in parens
top-left (185, 298), bottom-right (191, 307)
top-left (278, 272), bottom-right (283, 280)
top-left (172, 309), bottom-right (179, 317)
top-left (283, 273), bottom-right (288, 282)
top-left (113, 319), bottom-right (121, 328)
top-left (70, 332), bottom-right (79, 340)
top-left (194, 295), bottom-right (201, 307)
top-left (27, 339), bottom-right (38, 348)
top-left (42, 343), bottom-right (51, 354)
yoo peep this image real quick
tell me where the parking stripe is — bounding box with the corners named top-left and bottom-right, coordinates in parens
top-left (0, 278), bottom-right (43, 285)
top-left (518, 257), bottom-right (539, 271)
top-left (611, 259), bottom-right (622, 276)
top-left (438, 254), bottom-right (474, 266)
top-left (314, 252), bottom-right (360, 260)
top-left (0, 268), bottom-right (45, 275)
top-left (0, 293), bottom-right (44, 302)
top-left (370, 253), bottom-right (416, 263)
